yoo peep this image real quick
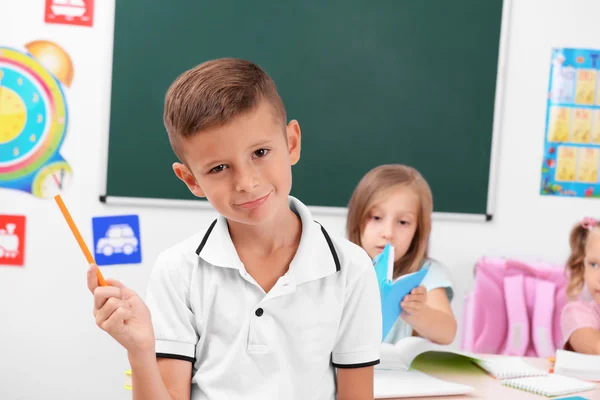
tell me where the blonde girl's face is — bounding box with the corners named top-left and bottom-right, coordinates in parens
top-left (584, 229), bottom-right (600, 303)
top-left (360, 185), bottom-right (420, 262)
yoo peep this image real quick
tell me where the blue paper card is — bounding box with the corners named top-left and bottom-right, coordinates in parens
top-left (374, 244), bottom-right (429, 341)
top-left (92, 215), bottom-right (142, 266)
top-left (553, 397), bottom-right (588, 400)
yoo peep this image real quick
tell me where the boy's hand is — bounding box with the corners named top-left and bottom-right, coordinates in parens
top-left (87, 264), bottom-right (155, 357)
top-left (400, 285), bottom-right (427, 317)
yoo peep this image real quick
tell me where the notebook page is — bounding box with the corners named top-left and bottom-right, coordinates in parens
top-left (374, 369), bottom-right (474, 399)
top-left (501, 374), bottom-right (596, 396)
top-left (472, 357), bottom-right (547, 379)
top-left (555, 350), bottom-right (600, 380)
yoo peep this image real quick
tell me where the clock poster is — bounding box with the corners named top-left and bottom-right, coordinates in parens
top-left (541, 48), bottom-right (600, 198)
top-left (0, 40), bottom-right (73, 199)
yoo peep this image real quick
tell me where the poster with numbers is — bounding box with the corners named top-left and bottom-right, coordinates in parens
top-left (541, 48), bottom-right (600, 198)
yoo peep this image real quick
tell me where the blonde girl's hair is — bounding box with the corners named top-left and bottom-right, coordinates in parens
top-left (566, 217), bottom-right (600, 299)
top-left (346, 164), bottom-right (433, 279)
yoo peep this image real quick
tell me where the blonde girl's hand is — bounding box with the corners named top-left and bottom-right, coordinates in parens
top-left (401, 285), bottom-right (427, 317)
top-left (87, 264), bottom-right (155, 357)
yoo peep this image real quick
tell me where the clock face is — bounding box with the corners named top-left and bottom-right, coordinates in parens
top-left (0, 47), bottom-right (68, 183)
top-left (32, 160), bottom-right (73, 198)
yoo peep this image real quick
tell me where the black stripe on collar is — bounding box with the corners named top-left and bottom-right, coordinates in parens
top-left (195, 218), bottom-right (341, 273)
top-left (315, 221), bottom-right (341, 272)
top-left (195, 219), bottom-right (217, 256)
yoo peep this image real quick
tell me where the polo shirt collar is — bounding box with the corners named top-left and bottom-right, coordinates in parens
top-left (195, 196), bottom-right (340, 285)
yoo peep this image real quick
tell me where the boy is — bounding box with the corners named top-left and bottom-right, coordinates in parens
top-left (88, 58), bottom-right (381, 399)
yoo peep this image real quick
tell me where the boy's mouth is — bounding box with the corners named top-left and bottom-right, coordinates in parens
top-left (236, 192), bottom-right (271, 209)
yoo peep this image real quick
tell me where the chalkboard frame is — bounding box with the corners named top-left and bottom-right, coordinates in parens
top-left (99, 0), bottom-right (512, 222)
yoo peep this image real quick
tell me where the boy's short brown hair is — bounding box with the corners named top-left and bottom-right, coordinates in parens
top-left (163, 58), bottom-right (287, 159)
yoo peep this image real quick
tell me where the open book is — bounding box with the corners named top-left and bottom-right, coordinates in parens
top-left (378, 336), bottom-right (548, 380)
top-left (373, 244), bottom-right (429, 340)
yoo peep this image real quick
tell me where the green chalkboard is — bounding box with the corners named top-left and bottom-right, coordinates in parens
top-left (105, 0), bottom-right (504, 216)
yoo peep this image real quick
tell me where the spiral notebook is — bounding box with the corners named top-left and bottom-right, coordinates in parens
top-left (471, 358), bottom-right (547, 379)
top-left (501, 374), bottom-right (596, 397)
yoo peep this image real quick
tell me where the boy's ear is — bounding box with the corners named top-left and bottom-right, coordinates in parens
top-left (286, 119), bottom-right (301, 166)
top-left (172, 162), bottom-right (206, 197)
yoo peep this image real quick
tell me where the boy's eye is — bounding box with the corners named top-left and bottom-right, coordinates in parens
top-left (210, 164), bottom-right (227, 173)
top-left (371, 215), bottom-right (381, 221)
top-left (253, 148), bottom-right (269, 158)
top-left (591, 262), bottom-right (599, 268)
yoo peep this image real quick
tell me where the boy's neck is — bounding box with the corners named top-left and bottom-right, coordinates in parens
top-left (227, 205), bottom-right (302, 256)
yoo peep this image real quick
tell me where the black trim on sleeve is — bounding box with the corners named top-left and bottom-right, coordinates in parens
top-left (195, 219), bottom-right (218, 255)
top-left (156, 353), bottom-right (195, 363)
top-left (314, 221), bottom-right (341, 272)
top-left (332, 359), bottom-right (380, 369)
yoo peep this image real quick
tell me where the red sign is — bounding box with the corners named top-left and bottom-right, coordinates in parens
top-left (45, 0), bottom-right (94, 27)
top-left (0, 215), bottom-right (26, 267)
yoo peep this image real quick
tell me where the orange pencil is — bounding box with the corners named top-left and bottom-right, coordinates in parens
top-left (54, 194), bottom-right (107, 286)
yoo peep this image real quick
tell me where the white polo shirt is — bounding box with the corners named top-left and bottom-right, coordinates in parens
top-left (145, 196), bottom-right (382, 400)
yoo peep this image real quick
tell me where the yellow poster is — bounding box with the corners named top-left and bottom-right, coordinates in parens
top-left (597, 70), bottom-right (600, 105)
top-left (577, 148), bottom-right (600, 183)
top-left (547, 107), bottom-right (570, 142)
top-left (571, 108), bottom-right (592, 143)
top-left (555, 146), bottom-right (578, 182)
top-left (593, 110), bottom-right (600, 144)
top-left (575, 69), bottom-right (596, 105)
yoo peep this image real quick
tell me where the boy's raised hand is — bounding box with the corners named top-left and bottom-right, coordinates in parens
top-left (87, 264), bottom-right (155, 357)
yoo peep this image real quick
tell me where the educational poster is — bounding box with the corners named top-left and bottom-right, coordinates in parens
top-left (0, 215), bottom-right (26, 267)
top-left (0, 40), bottom-right (73, 199)
top-left (44, 0), bottom-right (94, 28)
top-left (92, 215), bottom-right (142, 266)
top-left (541, 48), bottom-right (600, 198)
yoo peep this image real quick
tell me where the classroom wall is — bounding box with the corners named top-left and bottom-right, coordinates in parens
top-left (2, 0), bottom-right (600, 399)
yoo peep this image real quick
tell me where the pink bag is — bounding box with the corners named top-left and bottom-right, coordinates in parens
top-left (461, 257), bottom-right (568, 357)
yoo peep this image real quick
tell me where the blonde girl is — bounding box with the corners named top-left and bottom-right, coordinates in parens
top-left (347, 164), bottom-right (457, 344)
top-left (561, 217), bottom-right (600, 354)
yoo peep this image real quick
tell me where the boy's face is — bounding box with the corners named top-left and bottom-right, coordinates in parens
top-left (173, 101), bottom-right (301, 226)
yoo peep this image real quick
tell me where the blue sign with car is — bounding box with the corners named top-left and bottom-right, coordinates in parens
top-left (92, 214), bottom-right (142, 266)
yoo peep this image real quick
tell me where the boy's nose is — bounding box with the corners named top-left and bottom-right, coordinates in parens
top-left (235, 168), bottom-right (260, 192)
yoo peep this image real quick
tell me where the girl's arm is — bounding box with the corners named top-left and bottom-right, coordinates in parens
top-left (401, 287), bottom-right (457, 345)
top-left (567, 328), bottom-right (600, 355)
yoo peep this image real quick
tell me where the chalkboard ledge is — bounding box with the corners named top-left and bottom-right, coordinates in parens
top-left (99, 195), bottom-right (493, 223)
